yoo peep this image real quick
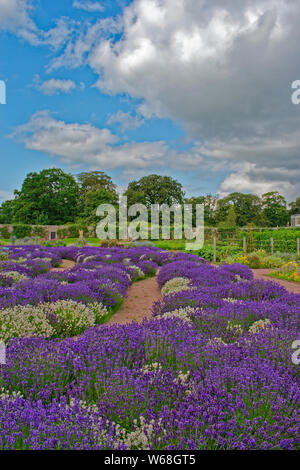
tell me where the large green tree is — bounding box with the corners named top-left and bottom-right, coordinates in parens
top-left (0, 200), bottom-right (16, 224)
top-left (261, 191), bottom-right (289, 227)
top-left (125, 175), bottom-right (185, 208)
top-left (218, 205), bottom-right (237, 228)
top-left (289, 196), bottom-right (300, 215)
top-left (82, 189), bottom-right (118, 225)
top-left (215, 192), bottom-right (265, 227)
top-left (77, 171), bottom-right (117, 197)
top-left (12, 168), bottom-right (80, 225)
top-left (184, 195), bottom-right (217, 226)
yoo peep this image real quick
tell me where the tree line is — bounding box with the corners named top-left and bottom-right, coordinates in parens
top-left (0, 168), bottom-right (299, 228)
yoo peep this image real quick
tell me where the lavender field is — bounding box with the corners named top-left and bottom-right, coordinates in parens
top-left (0, 245), bottom-right (299, 450)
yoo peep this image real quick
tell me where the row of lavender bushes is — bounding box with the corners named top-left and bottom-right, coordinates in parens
top-left (0, 246), bottom-right (299, 449)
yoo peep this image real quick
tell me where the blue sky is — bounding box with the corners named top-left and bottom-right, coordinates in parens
top-left (0, 0), bottom-right (299, 204)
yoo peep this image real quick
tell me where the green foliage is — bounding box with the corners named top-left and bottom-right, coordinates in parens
top-left (12, 224), bottom-right (31, 239)
top-left (0, 167), bottom-right (297, 233)
top-left (289, 196), bottom-right (300, 215)
top-left (153, 240), bottom-right (186, 250)
top-left (184, 194), bottom-right (216, 226)
top-left (82, 189), bottom-right (118, 225)
top-left (41, 240), bottom-right (67, 247)
top-left (57, 228), bottom-right (66, 239)
top-left (218, 205), bottom-right (237, 228)
top-left (65, 224), bottom-right (89, 238)
top-left (31, 226), bottom-right (46, 238)
top-left (12, 168), bottom-right (80, 225)
top-left (215, 192), bottom-right (264, 227)
top-left (125, 174), bottom-right (185, 208)
top-left (246, 254), bottom-right (261, 269)
top-left (0, 249), bottom-right (9, 261)
top-left (0, 200), bottom-right (15, 224)
top-left (0, 226), bottom-right (10, 239)
top-left (77, 171), bottom-right (117, 197)
top-left (223, 249), bottom-right (288, 269)
top-left (259, 255), bottom-right (284, 269)
top-left (197, 244), bottom-right (214, 261)
top-left (261, 191), bottom-right (289, 227)
top-left (240, 228), bottom-right (300, 252)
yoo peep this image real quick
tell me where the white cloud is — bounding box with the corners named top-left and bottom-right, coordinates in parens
top-left (11, 111), bottom-right (300, 200)
top-left (0, 1), bottom-right (76, 48)
top-left (73, 1), bottom-right (104, 12)
top-left (107, 110), bottom-right (144, 132)
top-left (3, 0), bottom-right (300, 200)
top-left (218, 163), bottom-right (300, 201)
top-left (11, 111), bottom-right (117, 161)
top-left (47, 17), bottom-right (121, 71)
top-left (10, 111), bottom-right (207, 174)
top-left (0, 0), bottom-right (37, 41)
top-left (37, 78), bottom-right (76, 95)
top-left (0, 189), bottom-right (13, 203)
top-left (83, 0), bottom-right (300, 199)
top-left (40, 18), bottom-right (77, 50)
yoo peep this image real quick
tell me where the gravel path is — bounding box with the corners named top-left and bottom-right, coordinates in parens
top-left (108, 274), bottom-right (162, 325)
top-left (51, 259), bottom-right (76, 271)
top-left (252, 268), bottom-right (300, 294)
top-left (50, 262), bottom-right (299, 327)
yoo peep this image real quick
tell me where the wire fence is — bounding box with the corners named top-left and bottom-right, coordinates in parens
top-left (212, 236), bottom-right (300, 262)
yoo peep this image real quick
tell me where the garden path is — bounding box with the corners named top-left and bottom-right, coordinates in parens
top-left (252, 268), bottom-right (300, 294)
top-left (50, 262), bottom-right (300, 327)
top-left (107, 274), bottom-right (162, 325)
top-left (51, 260), bottom-right (162, 325)
top-left (52, 259), bottom-right (76, 271)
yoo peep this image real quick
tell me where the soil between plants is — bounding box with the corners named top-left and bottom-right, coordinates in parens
top-left (107, 274), bottom-right (162, 325)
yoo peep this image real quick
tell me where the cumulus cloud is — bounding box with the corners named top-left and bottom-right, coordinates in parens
top-left (10, 111), bottom-right (210, 177)
top-left (13, 110), bottom-right (299, 199)
top-left (107, 110), bottom-right (144, 132)
top-left (11, 111), bottom-right (117, 160)
top-left (82, 0), bottom-right (300, 199)
top-left (73, 1), bottom-right (104, 12)
top-left (36, 78), bottom-right (76, 95)
top-left (218, 163), bottom-right (300, 201)
top-left (4, 0), bottom-right (300, 199)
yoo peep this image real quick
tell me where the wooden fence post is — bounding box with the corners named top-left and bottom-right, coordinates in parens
top-left (213, 236), bottom-right (217, 263)
top-left (243, 237), bottom-right (246, 254)
top-left (297, 238), bottom-right (300, 255)
top-left (270, 237), bottom-right (274, 255)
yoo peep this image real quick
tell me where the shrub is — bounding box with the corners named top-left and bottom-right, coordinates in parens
top-left (44, 300), bottom-right (96, 338)
top-left (0, 226), bottom-right (11, 239)
top-left (57, 228), bottom-right (69, 239)
top-left (260, 255), bottom-right (284, 269)
top-left (31, 226), bottom-right (46, 238)
top-left (0, 304), bottom-right (54, 343)
top-left (0, 271), bottom-right (28, 284)
top-left (66, 224), bottom-right (89, 238)
top-left (245, 254), bottom-right (261, 269)
top-left (161, 277), bottom-right (192, 296)
top-left (12, 225), bottom-right (32, 239)
top-left (88, 302), bottom-right (109, 323)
